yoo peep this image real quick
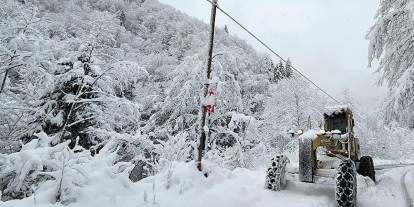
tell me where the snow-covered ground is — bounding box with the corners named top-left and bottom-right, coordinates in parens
top-left (1, 160), bottom-right (413, 207)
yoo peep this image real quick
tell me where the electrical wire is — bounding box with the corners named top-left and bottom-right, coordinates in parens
top-left (203, 0), bottom-right (342, 104)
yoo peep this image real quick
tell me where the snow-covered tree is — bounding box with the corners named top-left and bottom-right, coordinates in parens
top-left (284, 58), bottom-right (293, 78)
top-left (275, 61), bottom-right (285, 82)
top-left (367, 0), bottom-right (414, 128)
top-left (259, 76), bottom-right (328, 153)
top-left (0, 0), bottom-right (51, 153)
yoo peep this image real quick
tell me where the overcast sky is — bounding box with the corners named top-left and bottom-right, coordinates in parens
top-left (159, 0), bottom-right (386, 107)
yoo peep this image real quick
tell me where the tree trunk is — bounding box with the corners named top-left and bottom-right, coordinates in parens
top-left (0, 69), bottom-right (9, 94)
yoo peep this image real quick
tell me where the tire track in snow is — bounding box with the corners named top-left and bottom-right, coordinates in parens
top-left (376, 164), bottom-right (414, 170)
top-left (401, 170), bottom-right (414, 207)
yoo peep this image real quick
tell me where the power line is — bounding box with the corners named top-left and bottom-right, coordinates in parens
top-left (203, 0), bottom-right (341, 104)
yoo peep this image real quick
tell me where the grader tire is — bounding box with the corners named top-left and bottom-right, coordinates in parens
top-left (299, 138), bottom-right (313, 182)
top-left (357, 156), bottom-right (375, 182)
top-left (265, 155), bottom-right (289, 191)
top-left (335, 159), bottom-right (357, 207)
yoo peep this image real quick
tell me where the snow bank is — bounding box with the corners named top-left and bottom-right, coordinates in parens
top-left (405, 170), bottom-right (414, 204)
top-left (1, 160), bottom-right (335, 207)
top-left (357, 166), bottom-right (414, 207)
top-left (0, 134), bottom-right (136, 205)
top-left (0, 133), bottom-right (79, 202)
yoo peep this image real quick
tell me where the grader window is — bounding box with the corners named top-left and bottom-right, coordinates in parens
top-left (325, 112), bottom-right (347, 133)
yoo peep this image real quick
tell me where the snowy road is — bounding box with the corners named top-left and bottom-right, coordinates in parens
top-left (375, 164), bottom-right (414, 170)
top-left (358, 166), bottom-right (414, 207)
top-left (402, 171), bottom-right (414, 207)
top-left (374, 164), bottom-right (414, 207)
top-left (277, 165), bottom-right (414, 207)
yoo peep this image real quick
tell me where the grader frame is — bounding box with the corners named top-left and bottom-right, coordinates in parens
top-left (299, 107), bottom-right (361, 182)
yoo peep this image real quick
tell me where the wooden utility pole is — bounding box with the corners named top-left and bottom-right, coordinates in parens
top-left (197, 0), bottom-right (218, 171)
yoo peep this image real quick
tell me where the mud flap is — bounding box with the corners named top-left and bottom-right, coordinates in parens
top-left (299, 138), bottom-right (313, 182)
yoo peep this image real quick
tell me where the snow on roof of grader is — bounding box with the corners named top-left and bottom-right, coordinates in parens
top-left (323, 105), bottom-right (352, 116)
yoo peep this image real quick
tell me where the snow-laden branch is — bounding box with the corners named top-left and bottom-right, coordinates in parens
top-left (66, 116), bottom-right (95, 128)
top-left (66, 98), bottom-right (104, 104)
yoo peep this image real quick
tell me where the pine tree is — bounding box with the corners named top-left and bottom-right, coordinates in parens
top-left (262, 56), bottom-right (275, 82)
top-left (275, 60), bottom-right (285, 81)
top-left (118, 10), bottom-right (126, 27)
top-left (19, 6), bottom-right (127, 149)
top-left (284, 58), bottom-right (293, 78)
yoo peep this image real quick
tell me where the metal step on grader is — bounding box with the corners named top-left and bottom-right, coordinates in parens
top-left (265, 106), bottom-right (376, 207)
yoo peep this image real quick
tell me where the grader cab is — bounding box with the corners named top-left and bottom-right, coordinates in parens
top-left (322, 108), bottom-right (359, 160)
top-left (265, 107), bottom-right (375, 207)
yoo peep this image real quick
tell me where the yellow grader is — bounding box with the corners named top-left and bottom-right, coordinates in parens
top-left (265, 107), bottom-right (375, 207)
